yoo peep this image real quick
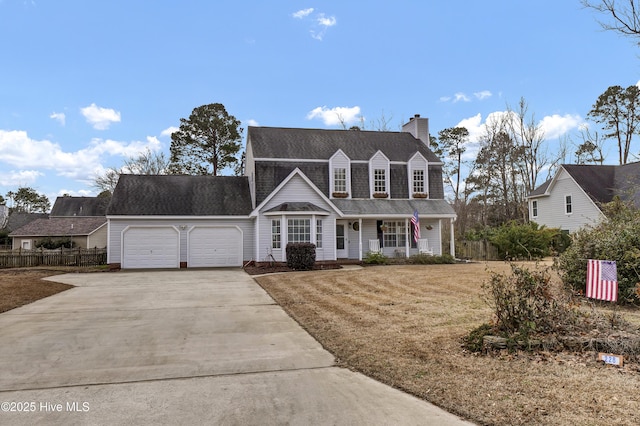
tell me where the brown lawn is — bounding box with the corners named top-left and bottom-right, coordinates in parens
top-left (254, 263), bottom-right (640, 426)
top-left (0, 268), bottom-right (80, 313)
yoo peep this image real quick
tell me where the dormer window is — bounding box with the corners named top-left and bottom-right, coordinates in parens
top-left (408, 152), bottom-right (428, 199)
top-left (329, 150), bottom-right (351, 198)
top-left (413, 169), bottom-right (425, 194)
top-left (374, 169), bottom-right (386, 193)
top-left (334, 168), bottom-right (347, 193)
top-left (369, 151), bottom-right (390, 198)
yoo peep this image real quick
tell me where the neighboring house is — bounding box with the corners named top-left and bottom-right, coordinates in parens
top-left (50, 195), bottom-right (110, 217)
top-left (106, 114), bottom-right (457, 269)
top-left (8, 196), bottom-right (109, 250)
top-left (526, 163), bottom-right (640, 233)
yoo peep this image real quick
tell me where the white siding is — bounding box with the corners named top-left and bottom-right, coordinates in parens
top-left (245, 142), bottom-right (256, 208)
top-left (329, 150), bottom-right (351, 197)
top-left (369, 151), bottom-right (390, 197)
top-left (257, 174), bottom-right (338, 262)
top-left (108, 217), bottom-right (254, 265)
top-left (530, 168), bottom-right (604, 232)
top-left (408, 153), bottom-right (429, 198)
top-left (87, 224), bottom-right (108, 248)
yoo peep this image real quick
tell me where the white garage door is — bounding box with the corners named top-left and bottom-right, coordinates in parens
top-left (188, 227), bottom-right (242, 267)
top-left (122, 227), bottom-right (180, 269)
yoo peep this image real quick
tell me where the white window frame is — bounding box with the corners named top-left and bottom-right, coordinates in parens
top-left (382, 221), bottom-right (407, 248)
top-left (413, 169), bottom-right (425, 194)
top-left (287, 218), bottom-right (311, 243)
top-left (531, 200), bottom-right (538, 218)
top-left (334, 168), bottom-right (347, 193)
top-left (271, 219), bottom-right (281, 249)
top-left (316, 219), bottom-right (323, 248)
top-left (565, 194), bottom-right (572, 215)
top-left (374, 169), bottom-right (386, 193)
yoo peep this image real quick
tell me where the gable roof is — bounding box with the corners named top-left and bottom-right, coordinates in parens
top-left (528, 163), bottom-right (640, 206)
top-left (107, 174), bottom-right (252, 216)
top-left (51, 196), bottom-right (110, 217)
top-left (9, 217), bottom-right (106, 237)
top-left (248, 126), bottom-right (441, 163)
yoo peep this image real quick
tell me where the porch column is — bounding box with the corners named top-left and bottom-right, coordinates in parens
top-left (450, 218), bottom-right (455, 257)
top-left (405, 217), bottom-right (410, 257)
top-left (281, 214), bottom-right (286, 262)
top-left (358, 218), bottom-right (363, 261)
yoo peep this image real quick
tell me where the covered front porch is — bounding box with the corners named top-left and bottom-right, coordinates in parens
top-left (335, 216), bottom-right (455, 261)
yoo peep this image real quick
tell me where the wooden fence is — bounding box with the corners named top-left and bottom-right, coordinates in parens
top-left (456, 240), bottom-right (500, 261)
top-left (0, 247), bottom-right (107, 268)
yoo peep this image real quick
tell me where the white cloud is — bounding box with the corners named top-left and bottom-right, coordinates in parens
top-left (439, 96), bottom-right (451, 102)
top-left (317, 13), bottom-right (337, 27)
top-left (161, 126), bottom-right (179, 137)
top-left (50, 112), bottom-right (66, 126)
top-left (293, 8), bottom-right (336, 40)
top-left (0, 170), bottom-right (42, 186)
top-left (292, 8), bottom-right (314, 19)
top-left (539, 114), bottom-right (583, 139)
top-left (453, 93), bottom-right (471, 103)
top-left (80, 103), bottom-right (121, 130)
top-left (474, 90), bottom-right (492, 100)
top-left (307, 106), bottom-right (361, 126)
top-left (246, 119), bottom-right (259, 127)
top-left (0, 129), bottom-right (161, 181)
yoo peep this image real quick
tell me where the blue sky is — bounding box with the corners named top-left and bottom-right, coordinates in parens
top-left (1, 0), bottom-right (639, 206)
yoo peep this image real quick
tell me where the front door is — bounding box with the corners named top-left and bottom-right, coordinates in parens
top-left (336, 221), bottom-right (349, 258)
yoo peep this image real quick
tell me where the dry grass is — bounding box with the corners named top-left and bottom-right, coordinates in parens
top-left (255, 263), bottom-right (640, 426)
top-left (0, 268), bottom-right (83, 313)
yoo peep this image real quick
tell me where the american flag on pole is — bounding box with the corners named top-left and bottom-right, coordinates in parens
top-left (586, 259), bottom-right (618, 302)
top-left (411, 210), bottom-right (420, 243)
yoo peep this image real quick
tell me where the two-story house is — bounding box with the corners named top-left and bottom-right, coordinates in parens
top-left (526, 162), bottom-right (640, 233)
top-left (106, 114), bottom-right (456, 269)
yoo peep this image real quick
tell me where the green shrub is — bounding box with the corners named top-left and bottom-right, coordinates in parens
top-left (489, 221), bottom-right (558, 260)
top-left (286, 243), bottom-right (316, 270)
top-left (35, 237), bottom-right (73, 249)
top-left (364, 251), bottom-right (387, 264)
top-left (557, 198), bottom-right (640, 304)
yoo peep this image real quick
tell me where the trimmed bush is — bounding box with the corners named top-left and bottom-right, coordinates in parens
top-left (286, 243), bottom-right (316, 270)
top-left (408, 253), bottom-right (456, 264)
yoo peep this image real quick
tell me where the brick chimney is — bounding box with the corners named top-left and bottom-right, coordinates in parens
top-left (401, 114), bottom-right (429, 144)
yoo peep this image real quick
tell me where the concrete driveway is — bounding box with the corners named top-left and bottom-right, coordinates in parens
top-left (0, 269), bottom-right (473, 425)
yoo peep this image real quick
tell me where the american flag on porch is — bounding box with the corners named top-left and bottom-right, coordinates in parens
top-left (586, 259), bottom-right (618, 302)
top-left (411, 210), bottom-right (420, 243)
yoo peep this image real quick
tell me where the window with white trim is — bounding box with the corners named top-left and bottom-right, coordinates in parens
top-left (333, 168), bottom-right (346, 193)
top-left (531, 200), bottom-right (538, 218)
top-left (288, 218), bottom-right (311, 243)
top-left (565, 195), bottom-right (572, 214)
top-left (413, 169), bottom-right (425, 194)
top-left (374, 169), bottom-right (386, 193)
top-left (382, 221), bottom-right (406, 248)
top-left (271, 219), bottom-right (281, 249)
top-left (316, 219), bottom-right (323, 248)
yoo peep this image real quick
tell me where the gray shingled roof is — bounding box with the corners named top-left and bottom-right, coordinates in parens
top-left (107, 174), bottom-right (252, 216)
top-left (9, 217), bottom-right (106, 237)
top-left (563, 164), bottom-right (616, 204)
top-left (527, 163), bottom-right (640, 206)
top-left (265, 202), bottom-right (329, 213)
top-left (332, 199), bottom-right (455, 217)
top-left (3, 212), bottom-right (48, 232)
top-left (248, 126), bottom-right (441, 163)
top-left (51, 196), bottom-right (110, 217)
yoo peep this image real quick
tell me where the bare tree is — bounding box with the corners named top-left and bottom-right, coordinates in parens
top-left (573, 127), bottom-right (606, 164)
top-left (93, 149), bottom-right (171, 194)
top-left (507, 97), bottom-right (547, 196)
top-left (583, 0), bottom-right (640, 43)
